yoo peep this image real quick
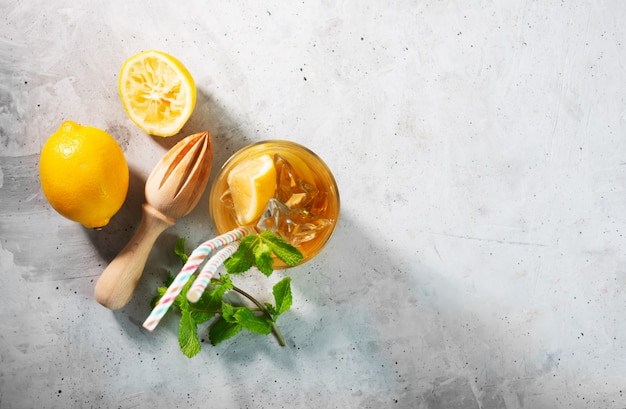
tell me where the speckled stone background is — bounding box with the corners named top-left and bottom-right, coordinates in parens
top-left (1, 1), bottom-right (625, 408)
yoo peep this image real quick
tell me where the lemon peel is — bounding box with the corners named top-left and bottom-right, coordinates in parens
top-left (39, 120), bottom-right (129, 228)
top-left (227, 154), bottom-right (277, 226)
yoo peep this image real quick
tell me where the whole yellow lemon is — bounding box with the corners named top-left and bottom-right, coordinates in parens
top-left (39, 120), bottom-right (129, 228)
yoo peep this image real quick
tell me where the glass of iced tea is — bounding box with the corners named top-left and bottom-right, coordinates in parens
top-left (209, 140), bottom-right (340, 268)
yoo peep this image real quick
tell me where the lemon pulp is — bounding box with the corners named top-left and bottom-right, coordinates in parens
top-left (118, 50), bottom-right (196, 137)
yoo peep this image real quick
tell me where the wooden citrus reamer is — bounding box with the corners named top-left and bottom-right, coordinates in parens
top-left (95, 131), bottom-right (213, 310)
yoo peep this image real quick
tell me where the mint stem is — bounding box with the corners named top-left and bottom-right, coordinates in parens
top-left (211, 278), bottom-right (286, 347)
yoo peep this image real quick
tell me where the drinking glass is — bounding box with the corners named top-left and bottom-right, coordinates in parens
top-left (209, 140), bottom-right (340, 268)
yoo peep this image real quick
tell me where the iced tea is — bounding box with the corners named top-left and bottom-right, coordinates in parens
top-left (209, 140), bottom-right (340, 268)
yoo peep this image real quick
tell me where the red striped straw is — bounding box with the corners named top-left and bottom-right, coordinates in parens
top-left (142, 226), bottom-right (255, 332)
top-left (186, 242), bottom-right (240, 303)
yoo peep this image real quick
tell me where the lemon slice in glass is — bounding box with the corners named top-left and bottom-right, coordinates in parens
top-left (118, 50), bottom-right (196, 137)
top-left (227, 154), bottom-right (277, 226)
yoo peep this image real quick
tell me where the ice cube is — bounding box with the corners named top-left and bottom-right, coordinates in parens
top-left (219, 189), bottom-right (238, 221)
top-left (274, 154), bottom-right (320, 211)
top-left (257, 198), bottom-right (332, 246)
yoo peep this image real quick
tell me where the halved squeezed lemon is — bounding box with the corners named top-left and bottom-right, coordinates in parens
top-left (227, 154), bottom-right (277, 226)
top-left (118, 50), bottom-right (196, 137)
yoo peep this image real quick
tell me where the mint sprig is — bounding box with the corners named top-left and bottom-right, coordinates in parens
top-left (225, 230), bottom-right (303, 276)
top-left (153, 233), bottom-right (301, 358)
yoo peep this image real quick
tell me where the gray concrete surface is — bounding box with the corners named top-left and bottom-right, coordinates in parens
top-left (1, 1), bottom-right (625, 408)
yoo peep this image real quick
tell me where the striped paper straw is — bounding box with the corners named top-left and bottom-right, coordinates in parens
top-left (142, 226), bottom-right (255, 332)
top-left (186, 241), bottom-right (240, 303)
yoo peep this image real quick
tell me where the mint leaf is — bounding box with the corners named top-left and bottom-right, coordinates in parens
top-left (220, 302), bottom-right (272, 335)
top-left (259, 230), bottom-right (303, 266)
top-left (224, 235), bottom-right (256, 274)
top-left (174, 279), bottom-right (193, 311)
top-left (192, 274), bottom-right (233, 312)
top-left (234, 308), bottom-right (272, 335)
top-left (264, 302), bottom-right (277, 316)
top-left (174, 238), bottom-right (188, 264)
top-left (209, 316), bottom-right (242, 346)
top-left (151, 286), bottom-right (168, 308)
top-left (272, 277), bottom-right (292, 317)
top-left (254, 241), bottom-right (274, 276)
top-left (179, 309), bottom-right (201, 358)
top-left (221, 302), bottom-right (238, 323)
top-left (190, 310), bottom-right (214, 325)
